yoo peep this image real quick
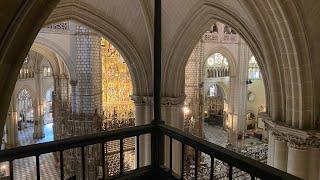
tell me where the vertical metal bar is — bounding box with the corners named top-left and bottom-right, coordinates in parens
top-left (251, 175), bottom-right (255, 180)
top-left (101, 143), bottom-right (105, 179)
top-left (136, 135), bottom-right (140, 169)
top-left (81, 146), bottom-right (85, 180)
top-left (9, 161), bottom-right (13, 180)
top-left (210, 156), bottom-right (214, 180)
top-left (169, 136), bottom-right (173, 172)
top-left (180, 143), bottom-right (185, 180)
top-left (151, 0), bottom-right (164, 174)
top-left (106, 142), bottom-right (109, 177)
top-left (120, 138), bottom-right (124, 175)
top-left (228, 164), bottom-right (232, 180)
top-left (194, 149), bottom-right (198, 180)
top-left (153, 0), bottom-right (162, 123)
top-left (60, 151), bottom-right (64, 180)
top-left (36, 155), bottom-right (40, 180)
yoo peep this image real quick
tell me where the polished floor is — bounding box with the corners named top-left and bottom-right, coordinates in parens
top-left (14, 122), bottom-right (59, 180)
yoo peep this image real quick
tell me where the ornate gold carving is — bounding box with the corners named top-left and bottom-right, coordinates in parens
top-left (101, 38), bottom-right (134, 119)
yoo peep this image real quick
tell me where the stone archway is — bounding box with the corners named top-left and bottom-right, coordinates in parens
top-left (162, 1), bottom-right (314, 130)
top-left (32, 36), bottom-right (77, 82)
top-left (46, 2), bottom-right (151, 97)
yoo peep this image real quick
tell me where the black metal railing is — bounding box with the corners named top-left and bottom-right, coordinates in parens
top-left (0, 123), bottom-right (301, 180)
top-left (159, 124), bottom-right (301, 180)
top-left (0, 124), bottom-right (155, 180)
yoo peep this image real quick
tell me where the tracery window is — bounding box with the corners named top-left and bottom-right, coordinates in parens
top-left (43, 66), bottom-right (52, 77)
top-left (224, 25), bottom-right (236, 34)
top-left (19, 55), bottom-right (34, 79)
top-left (248, 56), bottom-right (261, 79)
top-left (207, 53), bottom-right (229, 78)
top-left (209, 85), bottom-right (217, 97)
top-left (209, 23), bottom-right (218, 33)
top-left (17, 89), bottom-right (32, 112)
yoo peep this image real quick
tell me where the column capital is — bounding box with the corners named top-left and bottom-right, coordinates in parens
top-left (287, 136), bottom-right (309, 150)
top-left (161, 95), bottom-right (186, 106)
top-left (131, 95), bottom-right (153, 106)
top-left (265, 119), bottom-right (320, 148)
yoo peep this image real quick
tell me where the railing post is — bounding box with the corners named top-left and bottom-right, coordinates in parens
top-left (151, 0), bottom-right (164, 176)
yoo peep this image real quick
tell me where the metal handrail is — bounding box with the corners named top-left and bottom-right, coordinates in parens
top-left (0, 123), bottom-right (301, 180)
top-left (159, 123), bottom-right (301, 180)
top-left (0, 124), bottom-right (155, 162)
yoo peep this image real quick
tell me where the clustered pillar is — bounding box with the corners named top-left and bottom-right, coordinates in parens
top-left (161, 96), bottom-right (185, 176)
top-left (227, 39), bottom-right (250, 147)
top-left (5, 96), bottom-right (18, 148)
top-left (265, 120), bottom-right (320, 180)
top-left (33, 68), bottom-right (44, 138)
top-left (131, 95), bottom-right (153, 167)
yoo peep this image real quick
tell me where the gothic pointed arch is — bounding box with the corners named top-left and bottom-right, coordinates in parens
top-left (32, 36), bottom-right (77, 82)
top-left (45, 1), bottom-right (151, 96)
top-left (162, 1), bottom-right (313, 129)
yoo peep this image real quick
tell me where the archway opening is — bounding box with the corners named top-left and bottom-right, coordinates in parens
top-left (246, 56), bottom-right (266, 130)
top-left (183, 21), bottom-right (269, 179)
top-left (2, 19), bottom-right (139, 178)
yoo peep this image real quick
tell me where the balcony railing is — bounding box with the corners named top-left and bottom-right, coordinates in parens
top-left (0, 122), bottom-right (300, 180)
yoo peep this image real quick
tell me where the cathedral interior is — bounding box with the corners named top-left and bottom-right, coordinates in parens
top-left (0, 0), bottom-right (319, 180)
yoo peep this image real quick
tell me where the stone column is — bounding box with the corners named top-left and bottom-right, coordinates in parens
top-left (308, 147), bottom-right (320, 180)
top-left (227, 39), bottom-right (250, 147)
top-left (131, 95), bottom-right (153, 167)
top-left (33, 70), bottom-right (44, 138)
top-left (5, 98), bottom-right (18, 148)
top-left (70, 80), bottom-right (78, 113)
top-left (264, 119), bottom-right (320, 179)
top-left (162, 96), bottom-right (185, 176)
top-left (267, 130), bottom-right (275, 166)
top-left (273, 137), bottom-right (288, 172)
top-left (287, 143), bottom-right (308, 179)
top-left (75, 25), bottom-right (102, 114)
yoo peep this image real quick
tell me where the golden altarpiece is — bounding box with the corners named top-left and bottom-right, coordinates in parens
top-left (101, 38), bottom-right (134, 125)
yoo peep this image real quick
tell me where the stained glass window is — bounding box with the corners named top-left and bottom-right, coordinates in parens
top-left (207, 53), bottom-right (229, 78)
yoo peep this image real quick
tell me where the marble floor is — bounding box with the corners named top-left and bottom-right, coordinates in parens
top-left (14, 122), bottom-right (59, 180)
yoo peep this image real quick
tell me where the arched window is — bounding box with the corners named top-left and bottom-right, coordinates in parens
top-left (207, 53), bottom-right (229, 78)
top-left (19, 55), bottom-right (34, 79)
top-left (224, 25), bottom-right (236, 34)
top-left (209, 85), bottom-right (217, 97)
top-left (17, 89), bottom-right (32, 112)
top-left (209, 23), bottom-right (218, 33)
top-left (248, 56), bottom-right (261, 79)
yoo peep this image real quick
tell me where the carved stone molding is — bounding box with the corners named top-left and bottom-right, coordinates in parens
top-left (131, 95), bottom-right (186, 107)
top-left (161, 95), bottom-right (186, 106)
top-left (131, 95), bottom-right (153, 106)
top-left (264, 119), bottom-right (320, 148)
